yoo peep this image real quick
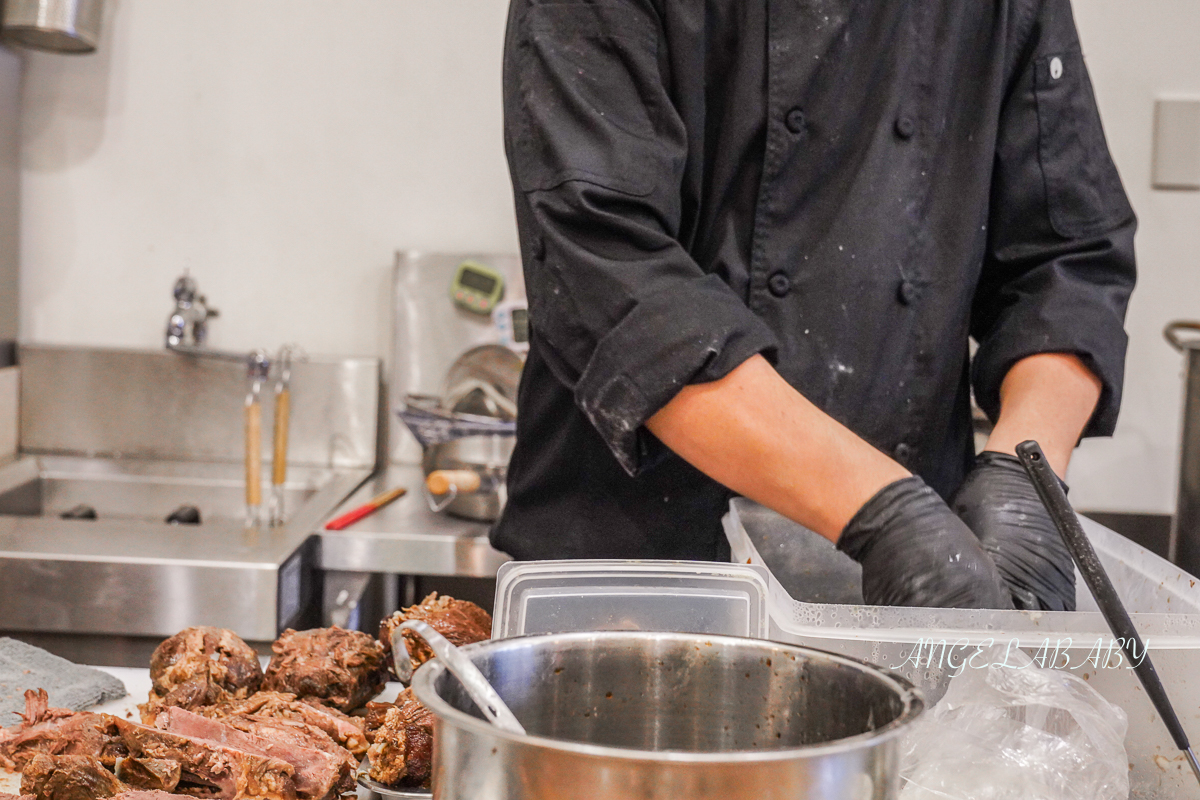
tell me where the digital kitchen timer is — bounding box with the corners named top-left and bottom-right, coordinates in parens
top-left (493, 300), bottom-right (529, 353)
top-left (450, 260), bottom-right (505, 315)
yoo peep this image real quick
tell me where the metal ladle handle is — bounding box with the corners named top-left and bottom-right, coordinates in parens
top-left (392, 620), bottom-right (526, 736)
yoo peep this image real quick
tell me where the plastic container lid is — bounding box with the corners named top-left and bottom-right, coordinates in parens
top-left (492, 559), bottom-right (770, 640)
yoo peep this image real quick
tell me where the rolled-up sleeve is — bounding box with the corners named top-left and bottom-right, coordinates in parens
top-left (970, 0), bottom-right (1136, 437)
top-left (503, 0), bottom-right (778, 474)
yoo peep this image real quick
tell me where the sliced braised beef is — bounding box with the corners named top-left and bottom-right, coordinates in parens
top-left (152, 707), bottom-right (350, 799)
top-left (115, 793), bottom-right (196, 800)
top-left (261, 629), bottom-right (387, 713)
top-left (113, 717), bottom-right (296, 800)
top-left (20, 753), bottom-right (125, 800)
top-left (365, 689), bottom-right (435, 789)
top-left (209, 692), bottom-right (367, 756)
top-left (117, 756), bottom-right (183, 792)
top-left (140, 628), bottom-right (264, 723)
top-left (379, 593), bottom-right (491, 676)
top-left (216, 714), bottom-right (355, 777)
top-left (0, 690), bottom-right (127, 770)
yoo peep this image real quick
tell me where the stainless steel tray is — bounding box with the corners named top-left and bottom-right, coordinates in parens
top-left (356, 757), bottom-right (431, 798)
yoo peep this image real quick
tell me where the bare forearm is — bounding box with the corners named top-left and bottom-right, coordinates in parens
top-left (983, 353), bottom-right (1102, 476)
top-left (646, 355), bottom-right (909, 542)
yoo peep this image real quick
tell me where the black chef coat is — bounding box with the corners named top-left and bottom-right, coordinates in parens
top-left (491, 0), bottom-right (1137, 561)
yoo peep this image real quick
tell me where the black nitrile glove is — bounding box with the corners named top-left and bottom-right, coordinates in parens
top-left (951, 451), bottom-right (1076, 612)
top-left (838, 476), bottom-right (1014, 609)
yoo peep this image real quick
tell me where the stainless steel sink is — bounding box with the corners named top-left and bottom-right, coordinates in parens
top-left (0, 455), bottom-right (328, 524)
top-left (0, 345), bottom-right (382, 647)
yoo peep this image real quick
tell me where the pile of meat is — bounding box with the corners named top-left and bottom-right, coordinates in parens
top-left (0, 593), bottom-right (492, 799)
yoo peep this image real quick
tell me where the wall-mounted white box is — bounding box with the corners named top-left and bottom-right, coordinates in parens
top-left (1153, 99), bottom-right (1200, 190)
top-left (0, 366), bottom-right (17, 460)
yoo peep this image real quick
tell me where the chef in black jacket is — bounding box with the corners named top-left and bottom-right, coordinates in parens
top-left (491, 0), bottom-right (1136, 610)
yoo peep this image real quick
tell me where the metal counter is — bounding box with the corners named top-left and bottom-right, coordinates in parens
top-left (316, 464), bottom-right (510, 578)
top-left (0, 468), bottom-right (368, 642)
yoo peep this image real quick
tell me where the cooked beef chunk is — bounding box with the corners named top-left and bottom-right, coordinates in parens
top-left (365, 689), bottom-right (435, 789)
top-left (0, 690), bottom-right (127, 770)
top-left (208, 693), bottom-right (366, 757)
top-left (379, 593), bottom-right (491, 676)
top-left (0, 793), bottom-right (34, 800)
top-left (117, 757), bottom-right (182, 792)
top-left (140, 629), bottom-right (263, 723)
top-left (114, 793), bottom-right (195, 799)
top-left (20, 753), bottom-right (125, 800)
top-left (153, 708), bottom-right (350, 800)
top-left (10, 689), bottom-right (74, 727)
top-left (365, 708), bottom-right (407, 788)
top-left (361, 703), bottom-right (392, 744)
top-left (114, 717), bottom-right (296, 800)
top-left (261, 629), bottom-right (386, 713)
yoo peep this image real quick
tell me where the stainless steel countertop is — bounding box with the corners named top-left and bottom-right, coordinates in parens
top-left (0, 468), bottom-right (366, 567)
top-left (316, 464), bottom-right (510, 577)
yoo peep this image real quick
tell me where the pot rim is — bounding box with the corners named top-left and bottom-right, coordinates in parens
top-left (411, 630), bottom-right (925, 764)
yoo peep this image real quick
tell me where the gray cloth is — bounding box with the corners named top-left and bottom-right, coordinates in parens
top-left (0, 637), bottom-right (126, 719)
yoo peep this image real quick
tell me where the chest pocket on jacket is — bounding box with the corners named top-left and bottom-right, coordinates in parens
top-left (511, 4), bottom-right (664, 197)
top-left (1033, 49), bottom-right (1133, 239)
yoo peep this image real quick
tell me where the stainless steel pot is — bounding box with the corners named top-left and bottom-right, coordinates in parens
top-left (428, 344), bottom-right (520, 521)
top-left (2, 0), bottom-right (103, 53)
top-left (412, 631), bottom-right (924, 800)
top-left (423, 434), bottom-right (513, 522)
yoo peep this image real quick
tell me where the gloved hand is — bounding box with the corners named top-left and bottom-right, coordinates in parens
top-left (838, 476), bottom-right (1014, 609)
top-left (951, 451), bottom-right (1076, 612)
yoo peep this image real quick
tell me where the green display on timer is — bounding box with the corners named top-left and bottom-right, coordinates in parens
top-left (450, 260), bottom-right (505, 315)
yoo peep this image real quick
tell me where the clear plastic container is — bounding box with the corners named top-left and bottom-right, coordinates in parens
top-left (492, 559), bottom-right (770, 640)
top-left (723, 498), bottom-right (1200, 799)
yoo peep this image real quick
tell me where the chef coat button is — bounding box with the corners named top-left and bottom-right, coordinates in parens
top-left (893, 442), bottom-right (912, 463)
top-left (767, 271), bottom-right (792, 298)
top-left (894, 115), bottom-right (916, 140)
top-left (897, 279), bottom-right (919, 305)
top-left (785, 108), bottom-right (807, 135)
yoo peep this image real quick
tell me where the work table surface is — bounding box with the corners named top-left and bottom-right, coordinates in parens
top-left (317, 464), bottom-right (509, 577)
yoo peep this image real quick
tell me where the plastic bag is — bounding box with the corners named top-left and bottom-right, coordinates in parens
top-left (899, 644), bottom-right (1129, 800)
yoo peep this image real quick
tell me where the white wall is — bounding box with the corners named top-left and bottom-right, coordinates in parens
top-left (18, 0), bottom-right (517, 360)
top-left (0, 44), bottom-right (19, 342)
top-left (13, 0), bottom-right (1200, 513)
top-left (1065, 0), bottom-right (1200, 513)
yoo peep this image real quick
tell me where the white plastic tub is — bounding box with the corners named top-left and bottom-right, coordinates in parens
top-left (491, 559), bottom-right (770, 640)
top-left (724, 498), bottom-right (1200, 799)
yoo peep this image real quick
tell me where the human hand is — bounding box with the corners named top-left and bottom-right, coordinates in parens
top-left (838, 476), bottom-right (1013, 609)
top-left (952, 451), bottom-right (1076, 611)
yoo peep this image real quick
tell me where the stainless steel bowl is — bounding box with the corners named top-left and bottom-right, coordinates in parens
top-left (413, 631), bottom-right (924, 800)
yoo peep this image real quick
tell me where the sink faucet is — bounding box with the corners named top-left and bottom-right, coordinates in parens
top-left (163, 274), bottom-right (305, 528)
top-left (166, 274), bottom-right (219, 350)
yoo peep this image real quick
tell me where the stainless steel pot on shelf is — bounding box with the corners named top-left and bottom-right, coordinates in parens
top-left (412, 631), bottom-right (924, 800)
top-left (398, 344), bottom-right (522, 522)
